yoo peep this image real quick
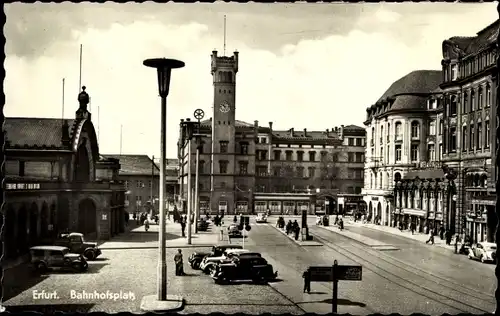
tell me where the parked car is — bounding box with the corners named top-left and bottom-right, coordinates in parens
top-left (30, 246), bottom-right (88, 273)
top-left (200, 249), bottom-right (251, 273)
top-left (468, 242), bottom-right (497, 263)
top-left (189, 245), bottom-right (244, 270)
top-left (228, 224), bottom-right (243, 238)
top-left (50, 232), bottom-right (102, 260)
top-left (211, 256), bottom-right (278, 284)
top-left (203, 251), bottom-right (263, 274)
top-left (255, 213), bottom-right (268, 223)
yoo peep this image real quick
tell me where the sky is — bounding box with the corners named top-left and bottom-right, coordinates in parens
top-left (4, 2), bottom-right (498, 159)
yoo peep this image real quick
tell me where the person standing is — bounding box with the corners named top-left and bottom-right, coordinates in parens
top-left (180, 217), bottom-right (186, 237)
top-left (294, 224), bottom-right (300, 240)
top-left (174, 249), bottom-right (185, 276)
top-left (302, 269), bottom-right (311, 293)
top-left (426, 230), bottom-right (435, 245)
top-left (410, 222), bottom-right (416, 235)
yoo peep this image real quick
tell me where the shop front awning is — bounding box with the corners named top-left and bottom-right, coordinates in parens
top-left (402, 208), bottom-right (426, 217)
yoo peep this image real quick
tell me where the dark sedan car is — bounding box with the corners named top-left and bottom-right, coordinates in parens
top-left (211, 256), bottom-right (278, 284)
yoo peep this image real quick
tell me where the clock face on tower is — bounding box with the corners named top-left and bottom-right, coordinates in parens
top-left (219, 101), bottom-right (230, 113)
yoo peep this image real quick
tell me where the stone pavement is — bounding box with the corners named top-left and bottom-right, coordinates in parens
top-left (99, 219), bottom-right (220, 250)
top-left (315, 224), bottom-right (399, 251)
top-left (270, 224), bottom-right (323, 247)
top-left (346, 220), bottom-right (456, 251)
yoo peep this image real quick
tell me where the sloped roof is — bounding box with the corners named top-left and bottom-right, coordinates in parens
top-left (377, 70), bottom-right (442, 103)
top-left (446, 20), bottom-right (498, 57)
top-left (272, 130), bottom-right (340, 141)
top-left (389, 95), bottom-right (429, 111)
top-left (102, 154), bottom-right (159, 176)
top-left (4, 117), bottom-right (76, 148)
top-left (343, 125), bottom-right (364, 131)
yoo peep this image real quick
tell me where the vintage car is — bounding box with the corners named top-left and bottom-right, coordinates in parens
top-left (200, 248), bottom-right (252, 273)
top-left (202, 251), bottom-right (263, 274)
top-left (255, 213), bottom-right (267, 223)
top-left (189, 244), bottom-right (244, 270)
top-left (50, 232), bottom-right (102, 260)
top-left (228, 224), bottom-right (243, 238)
top-left (30, 246), bottom-right (88, 273)
top-left (211, 256), bottom-right (278, 284)
top-left (468, 242), bottom-right (497, 263)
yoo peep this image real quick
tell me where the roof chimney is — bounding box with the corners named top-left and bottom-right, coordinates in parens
top-left (326, 128), bottom-right (329, 136)
top-left (290, 128), bottom-right (294, 137)
top-left (269, 122), bottom-right (273, 130)
top-left (254, 120), bottom-right (259, 127)
top-left (304, 128), bottom-right (307, 137)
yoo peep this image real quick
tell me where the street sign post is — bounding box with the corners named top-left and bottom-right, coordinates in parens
top-left (308, 260), bottom-right (362, 314)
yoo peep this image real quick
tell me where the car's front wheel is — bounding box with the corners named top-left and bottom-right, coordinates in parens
top-left (84, 250), bottom-right (96, 260)
top-left (192, 260), bottom-right (201, 270)
top-left (36, 262), bottom-right (48, 273)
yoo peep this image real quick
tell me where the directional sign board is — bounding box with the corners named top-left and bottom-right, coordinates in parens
top-left (310, 266), bottom-right (334, 282)
top-left (335, 265), bottom-right (362, 281)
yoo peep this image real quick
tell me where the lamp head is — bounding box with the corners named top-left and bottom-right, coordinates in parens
top-left (143, 58), bottom-right (185, 98)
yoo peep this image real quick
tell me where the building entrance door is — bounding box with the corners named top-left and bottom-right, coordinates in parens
top-left (218, 201), bottom-right (228, 215)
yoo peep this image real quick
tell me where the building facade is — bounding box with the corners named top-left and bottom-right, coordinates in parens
top-left (178, 50), bottom-right (366, 215)
top-left (363, 70), bottom-right (443, 228)
top-left (436, 20), bottom-right (498, 242)
top-left (364, 19), bottom-right (499, 243)
top-left (3, 88), bottom-right (126, 260)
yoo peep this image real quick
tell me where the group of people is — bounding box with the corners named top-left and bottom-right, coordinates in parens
top-left (315, 215), bottom-right (344, 230)
top-left (275, 217), bottom-right (302, 240)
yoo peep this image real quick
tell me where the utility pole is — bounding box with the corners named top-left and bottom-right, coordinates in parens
top-left (151, 155), bottom-right (155, 215)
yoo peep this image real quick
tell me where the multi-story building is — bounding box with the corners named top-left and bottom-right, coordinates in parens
top-left (363, 70), bottom-right (443, 229)
top-left (3, 87), bottom-right (126, 261)
top-left (365, 19), bottom-right (499, 243)
top-left (435, 19), bottom-right (498, 243)
top-left (102, 155), bottom-right (159, 215)
top-left (178, 50), bottom-right (366, 215)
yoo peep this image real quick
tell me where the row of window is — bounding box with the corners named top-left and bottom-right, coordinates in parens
top-left (124, 180), bottom-right (154, 189)
top-left (444, 49), bottom-right (495, 82)
top-left (254, 184), bottom-right (363, 194)
top-left (444, 84), bottom-right (492, 117)
top-left (257, 150), bottom-right (364, 163)
top-left (446, 119), bottom-right (491, 153)
top-left (370, 121), bottom-right (421, 146)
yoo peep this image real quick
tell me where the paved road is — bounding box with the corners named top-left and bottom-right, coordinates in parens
top-left (4, 216), bottom-right (496, 314)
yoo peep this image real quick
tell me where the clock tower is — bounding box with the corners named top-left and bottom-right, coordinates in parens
top-left (210, 50), bottom-right (239, 214)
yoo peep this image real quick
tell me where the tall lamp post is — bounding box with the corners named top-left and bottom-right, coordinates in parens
top-left (193, 109), bottom-right (205, 233)
top-left (142, 58), bottom-right (184, 309)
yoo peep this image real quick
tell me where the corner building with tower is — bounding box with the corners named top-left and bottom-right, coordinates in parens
top-left (178, 50), bottom-right (366, 215)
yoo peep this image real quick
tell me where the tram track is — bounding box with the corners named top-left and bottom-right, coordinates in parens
top-left (312, 227), bottom-right (494, 314)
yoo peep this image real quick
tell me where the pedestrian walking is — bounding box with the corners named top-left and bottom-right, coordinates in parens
top-left (426, 230), bottom-right (435, 245)
top-left (174, 249), bottom-right (186, 276)
top-left (180, 217), bottom-right (186, 237)
top-left (302, 269), bottom-right (311, 293)
top-left (294, 225), bottom-right (300, 240)
top-left (144, 218), bottom-right (150, 232)
top-left (286, 220), bottom-right (292, 235)
top-left (439, 226), bottom-right (445, 240)
top-left (338, 218), bottom-right (344, 231)
top-left (410, 222), bottom-right (416, 235)
top-left (454, 234), bottom-right (460, 254)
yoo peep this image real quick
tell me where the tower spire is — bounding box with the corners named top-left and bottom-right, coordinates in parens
top-left (223, 15), bottom-right (226, 56)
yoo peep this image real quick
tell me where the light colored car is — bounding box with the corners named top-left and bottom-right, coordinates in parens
top-left (468, 242), bottom-right (497, 263)
top-left (228, 224), bottom-right (243, 238)
top-left (255, 213), bottom-right (268, 223)
top-left (30, 246), bottom-right (88, 273)
top-left (200, 248), bottom-right (250, 273)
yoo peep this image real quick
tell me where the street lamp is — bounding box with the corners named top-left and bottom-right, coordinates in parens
top-left (141, 58), bottom-right (184, 309)
top-left (193, 109), bottom-right (205, 233)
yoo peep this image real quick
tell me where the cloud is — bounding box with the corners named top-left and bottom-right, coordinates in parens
top-left (4, 3), bottom-right (498, 159)
top-left (375, 9), bottom-right (401, 23)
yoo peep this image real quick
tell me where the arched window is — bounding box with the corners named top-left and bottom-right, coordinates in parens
top-left (395, 122), bottom-right (402, 140)
top-left (411, 121), bottom-right (420, 138)
top-left (394, 172), bottom-right (402, 183)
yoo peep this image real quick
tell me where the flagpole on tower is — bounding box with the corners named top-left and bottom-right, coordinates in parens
top-left (223, 15), bottom-right (226, 56)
